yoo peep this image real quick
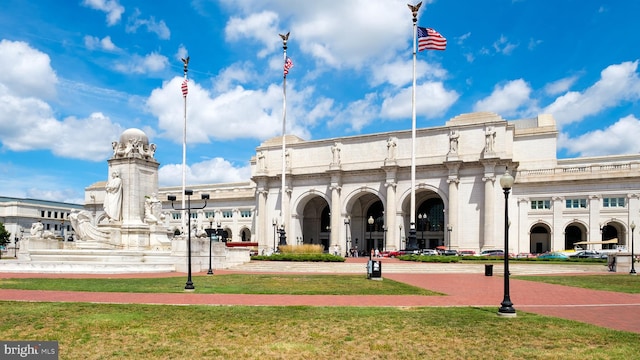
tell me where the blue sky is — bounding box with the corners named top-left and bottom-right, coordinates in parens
top-left (1, 0), bottom-right (640, 204)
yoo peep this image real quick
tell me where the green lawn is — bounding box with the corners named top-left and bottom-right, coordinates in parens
top-left (0, 274), bottom-right (438, 295)
top-left (1, 302), bottom-right (638, 359)
top-left (514, 274), bottom-right (640, 293)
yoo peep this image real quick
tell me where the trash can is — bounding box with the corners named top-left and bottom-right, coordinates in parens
top-left (484, 264), bottom-right (493, 276)
top-left (367, 260), bottom-right (382, 280)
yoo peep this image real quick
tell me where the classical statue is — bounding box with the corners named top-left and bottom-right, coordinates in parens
top-left (485, 126), bottom-right (496, 154)
top-left (386, 137), bottom-right (397, 161)
top-left (331, 142), bottom-right (341, 165)
top-left (30, 221), bottom-right (44, 237)
top-left (449, 130), bottom-right (459, 154)
top-left (144, 193), bottom-right (163, 224)
top-left (104, 170), bottom-right (123, 221)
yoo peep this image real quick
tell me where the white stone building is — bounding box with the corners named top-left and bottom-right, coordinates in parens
top-left (190, 111), bottom-right (638, 256)
top-left (4, 112), bottom-right (639, 259)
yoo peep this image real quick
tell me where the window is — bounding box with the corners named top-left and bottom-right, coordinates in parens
top-left (47, 211), bottom-right (52, 218)
top-left (566, 198), bottom-right (587, 209)
top-left (191, 212), bottom-right (198, 219)
top-left (222, 211), bottom-right (233, 218)
top-left (240, 210), bottom-right (252, 218)
top-left (530, 200), bottom-right (550, 210)
top-left (41, 210), bottom-right (45, 217)
top-left (205, 211), bottom-right (215, 218)
top-left (603, 197), bottom-right (625, 208)
top-left (172, 212), bottom-right (181, 220)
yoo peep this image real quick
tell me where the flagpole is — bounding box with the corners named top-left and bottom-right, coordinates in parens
top-left (407, 2), bottom-right (421, 250)
top-left (181, 56), bottom-right (189, 232)
top-left (278, 32), bottom-right (290, 246)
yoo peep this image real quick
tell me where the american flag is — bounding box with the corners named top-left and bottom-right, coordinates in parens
top-left (181, 79), bottom-right (188, 96)
top-left (417, 27), bottom-right (447, 51)
top-left (284, 57), bottom-right (293, 76)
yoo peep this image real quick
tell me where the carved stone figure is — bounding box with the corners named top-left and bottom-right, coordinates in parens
top-left (386, 137), bottom-right (397, 161)
top-left (485, 126), bottom-right (496, 154)
top-left (331, 142), bottom-right (341, 165)
top-left (144, 193), bottom-right (163, 224)
top-left (449, 130), bottom-right (459, 154)
top-left (30, 221), bottom-right (44, 237)
top-left (257, 151), bottom-right (266, 171)
top-left (104, 170), bottom-right (123, 221)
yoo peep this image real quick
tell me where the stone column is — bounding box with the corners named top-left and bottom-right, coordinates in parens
top-left (552, 196), bottom-right (564, 250)
top-left (517, 197), bottom-right (529, 253)
top-left (481, 161), bottom-right (497, 250)
top-left (329, 183), bottom-right (341, 249)
top-left (445, 161), bottom-right (461, 249)
top-left (589, 195), bottom-right (601, 243)
top-left (256, 185), bottom-right (268, 250)
top-left (384, 181), bottom-right (397, 251)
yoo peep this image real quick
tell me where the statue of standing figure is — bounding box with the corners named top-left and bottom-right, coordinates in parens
top-left (104, 170), bottom-right (123, 221)
top-left (331, 142), bottom-right (341, 165)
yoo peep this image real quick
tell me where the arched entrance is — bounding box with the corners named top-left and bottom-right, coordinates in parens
top-left (529, 224), bottom-right (551, 253)
top-left (240, 227), bottom-right (251, 242)
top-left (343, 190), bottom-right (384, 257)
top-left (299, 196), bottom-right (330, 250)
top-left (601, 222), bottom-right (624, 250)
top-left (416, 198), bottom-right (445, 250)
top-left (564, 223), bottom-right (586, 250)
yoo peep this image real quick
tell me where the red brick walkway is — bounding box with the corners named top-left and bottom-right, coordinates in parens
top-left (1, 269), bottom-right (639, 333)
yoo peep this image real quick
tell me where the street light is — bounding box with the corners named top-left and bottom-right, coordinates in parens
top-left (168, 190), bottom-right (209, 291)
top-left (418, 213), bottom-right (427, 249)
top-left (344, 216), bottom-right (350, 257)
top-left (383, 225), bottom-right (387, 252)
top-left (272, 218), bottom-right (277, 252)
top-left (447, 224), bottom-right (452, 250)
top-left (631, 222), bottom-right (636, 275)
top-left (498, 170), bottom-right (516, 317)
top-left (206, 216), bottom-right (215, 275)
top-left (368, 215), bottom-right (374, 259)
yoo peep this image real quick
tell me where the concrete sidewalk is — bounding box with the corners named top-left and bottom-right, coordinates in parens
top-left (0, 259), bottom-right (638, 333)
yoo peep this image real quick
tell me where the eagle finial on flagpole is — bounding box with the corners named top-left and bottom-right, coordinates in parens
top-left (408, 2), bottom-right (422, 22)
top-left (181, 56), bottom-right (190, 76)
top-left (279, 32), bottom-right (290, 49)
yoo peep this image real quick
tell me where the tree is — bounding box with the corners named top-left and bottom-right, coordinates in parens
top-left (0, 222), bottom-right (11, 260)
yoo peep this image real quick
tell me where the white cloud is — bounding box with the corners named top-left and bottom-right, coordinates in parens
top-left (81, 0), bottom-right (125, 26)
top-left (84, 35), bottom-right (119, 51)
top-left (158, 158), bottom-right (251, 186)
top-left (381, 82), bottom-right (459, 120)
top-left (369, 59), bottom-right (447, 88)
top-left (126, 8), bottom-right (171, 40)
top-left (543, 61), bottom-right (640, 126)
top-left (559, 115), bottom-right (640, 157)
top-left (223, 0), bottom-right (411, 69)
top-left (473, 79), bottom-right (532, 117)
top-left (0, 40), bottom-right (57, 99)
top-left (544, 75), bottom-right (578, 96)
top-left (493, 35), bottom-right (518, 55)
top-left (147, 77), bottom-right (315, 144)
top-left (113, 52), bottom-right (169, 74)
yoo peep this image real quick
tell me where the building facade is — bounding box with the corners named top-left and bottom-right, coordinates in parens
top-left (4, 112), bottom-right (639, 258)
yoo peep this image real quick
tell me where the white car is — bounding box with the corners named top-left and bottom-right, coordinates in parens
top-left (420, 249), bottom-right (438, 256)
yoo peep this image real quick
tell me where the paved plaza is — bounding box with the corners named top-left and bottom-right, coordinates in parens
top-left (0, 258), bottom-right (639, 334)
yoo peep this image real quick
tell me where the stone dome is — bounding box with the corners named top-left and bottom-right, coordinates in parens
top-left (119, 128), bottom-right (149, 145)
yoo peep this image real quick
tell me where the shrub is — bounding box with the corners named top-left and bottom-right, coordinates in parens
top-left (278, 244), bottom-right (325, 254)
top-left (251, 253), bottom-right (345, 262)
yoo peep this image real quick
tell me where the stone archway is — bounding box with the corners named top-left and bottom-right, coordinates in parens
top-left (343, 190), bottom-right (385, 257)
top-left (300, 196), bottom-right (330, 249)
top-left (530, 224), bottom-right (551, 253)
top-left (565, 223), bottom-right (586, 250)
top-left (239, 227), bottom-right (251, 242)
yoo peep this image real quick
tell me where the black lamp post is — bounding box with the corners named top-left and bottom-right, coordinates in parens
top-left (344, 216), bottom-right (350, 257)
top-left (169, 190), bottom-right (209, 291)
top-left (447, 224), bottom-right (452, 251)
top-left (278, 224), bottom-right (287, 246)
top-left (383, 225), bottom-right (387, 252)
top-left (418, 213), bottom-right (426, 249)
top-left (630, 222), bottom-right (636, 275)
top-left (368, 215), bottom-right (374, 259)
top-left (498, 170), bottom-right (516, 317)
top-left (272, 218), bottom-right (277, 252)
top-left (206, 217), bottom-right (215, 275)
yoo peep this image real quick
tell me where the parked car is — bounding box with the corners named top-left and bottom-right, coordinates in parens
top-left (442, 249), bottom-right (459, 256)
top-left (421, 249), bottom-right (439, 256)
top-left (516, 252), bottom-right (536, 259)
top-left (458, 250), bottom-right (476, 256)
top-left (479, 249), bottom-right (504, 257)
top-left (570, 250), bottom-right (600, 259)
top-left (537, 252), bottom-right (569, 260)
